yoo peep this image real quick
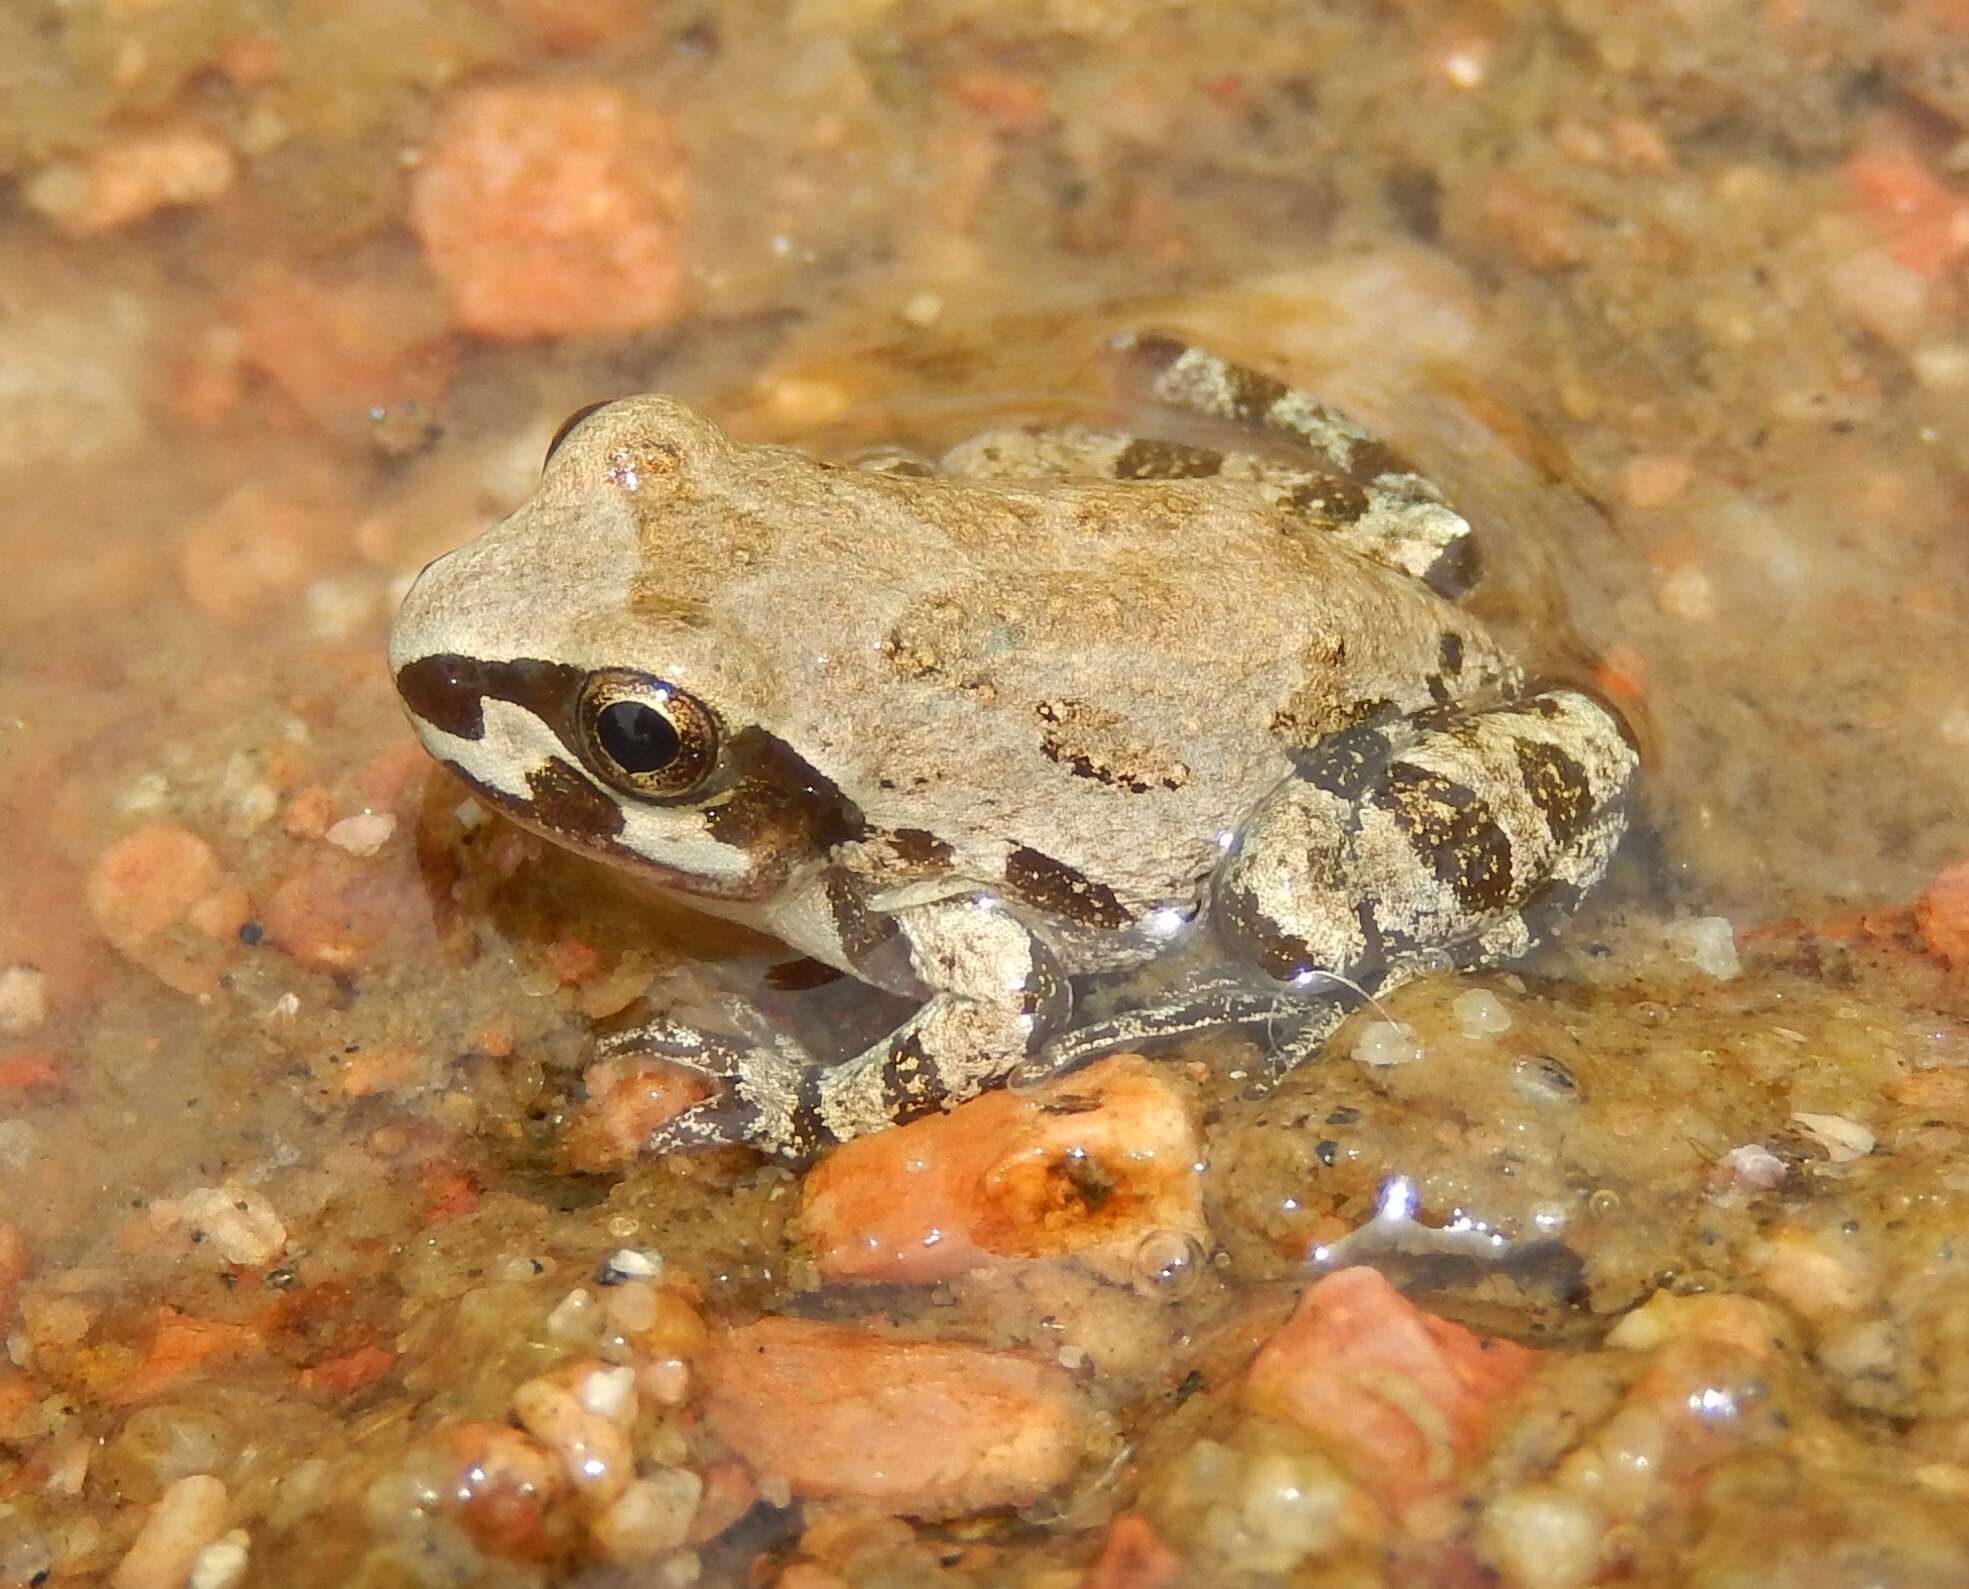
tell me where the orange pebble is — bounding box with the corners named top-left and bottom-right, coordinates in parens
top-left (797, 1055), bottom-right (1206, 1288)
top-left (703, 1318), bottom-right (1089, 1517)
top-left (1916, 859), bottom-right (1969, 969)
top-left (1244, 1267), bottom-right (1538, 1508)
top-left (410, 82), bottom-right (690, 342)
top-left (86, 825), bottom-right (238, 995)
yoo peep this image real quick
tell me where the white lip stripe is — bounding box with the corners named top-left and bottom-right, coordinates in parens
top-left (408, 698), bottom-right (554, 802)
top-left (405, 697), bottom-right (755, 885)
top-left (618, 803), bottom-right (752, 884)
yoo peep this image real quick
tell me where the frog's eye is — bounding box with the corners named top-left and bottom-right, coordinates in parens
top-left (576, 670), bottom-right (719, 800)
top-left (544, 401), bottom-right (611, 470)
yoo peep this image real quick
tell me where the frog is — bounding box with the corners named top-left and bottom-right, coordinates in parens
top-left (389, 334), bottom-right (1638, 1160)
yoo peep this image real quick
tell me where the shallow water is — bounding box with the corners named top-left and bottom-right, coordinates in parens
top-left (6, 3), bottom-right (1969, 1586)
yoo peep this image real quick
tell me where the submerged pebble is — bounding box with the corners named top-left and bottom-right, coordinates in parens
top-left (170, 1186), bottom-right (288, 1268)
top-left (1477, 1485), bottom-right (1603, 1589)
top-left (0, 966), bottom-right (48, 1033)
top-left (1665, 916), bottom-right (1741, 980)
top-left (188, 1530), bottom-right (250, 1589)
top-left (1791, 1112), bottom-right (1875, 1163)
top-left (111, 1474), bottom-right (230, 1589)
top-left (324, 813), bottom-right (397, 856)
top-left (591, 1469), bottom-right (702, 1561)
top-left (1719, 1143), bottom-right (1788, 1190)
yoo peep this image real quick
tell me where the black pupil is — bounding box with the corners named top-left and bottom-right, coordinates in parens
top-left (596, 700), bottom-right (680, 774)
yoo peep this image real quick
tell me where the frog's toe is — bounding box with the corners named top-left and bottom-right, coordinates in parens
top-left (605, 1024), bottom-right (834, 1159)
top-left (643, 1093), bottom-right (762, 1155)
top-left (594, 1017), bottom-right (751, 1080)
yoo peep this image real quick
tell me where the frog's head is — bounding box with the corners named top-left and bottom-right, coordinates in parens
top-left (388, 396), bottom-right (863, 902)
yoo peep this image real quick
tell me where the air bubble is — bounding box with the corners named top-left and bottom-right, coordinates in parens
top-left (1587, 1188), bottom-right (1621, 1219)
top-left (1452, 989), bottom-right (1512, 1037)
top-left (1351, 1020), bottom-right (1422, 1068)
top-left (1133, 1229), bottom-right (1206, 1298)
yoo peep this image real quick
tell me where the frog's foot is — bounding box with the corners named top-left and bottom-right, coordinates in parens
top-left (1012, 975), bottom-right (1327, 1088)
top-left (1213, 687), bottom-right (1639, 1077)
top-left (785, 892), bottom-right (1072, 1155)
top-left (602, 889), bottom-right (1073, 1161)
top-left (594, 1016), bottom-right (822, 1156)
top-left (1012, 966), bottom-right (1383, 1093)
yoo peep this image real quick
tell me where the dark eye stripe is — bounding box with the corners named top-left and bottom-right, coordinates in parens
top-left (395, 653), bottom-right (586, 743)
top-left (526, 758), bottom-right (628, 841)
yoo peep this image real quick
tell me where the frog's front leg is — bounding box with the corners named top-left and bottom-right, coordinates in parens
top-left (603, 882), bottom-right (1070, 1159)
top-left (1213, 687), bottom-right (1638, 1081)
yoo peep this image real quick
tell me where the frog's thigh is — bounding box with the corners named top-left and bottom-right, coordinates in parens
top-left (944, 422), bottom-right (1473, 593)
top-left (1105, 334), bottom-right (1479, 596)
top-left (1214, 689), bottom-right (1637, 990)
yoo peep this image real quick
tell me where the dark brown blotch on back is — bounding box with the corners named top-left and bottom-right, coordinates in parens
top-left (1039, 743), bottom-right (1181, 793)
top-left (1113, 438), bottom-right (1225, 480)
top-left (1035, 698), bottom-right (1190, 793)
top-left (1116, 331), bottom-right (1188, 379)
top-left (1002, 845), bottom-right (1133, 929)
top-left (1343, 435), bottom-right (1421, 486)
top-left (887, 827), bottom-right (956, 867)
top-left (1421, 530), bottom-right (1482, 598)
top-left (1224, 364), bottom-right (1290, 423)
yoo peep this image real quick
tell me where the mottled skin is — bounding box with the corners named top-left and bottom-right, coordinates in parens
top-left (390, 336), bottom-right (1637, 1158)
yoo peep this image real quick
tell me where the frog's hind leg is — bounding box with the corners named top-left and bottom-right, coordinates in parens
top-left (1104, 332), bottom-right (1481, 597)
top-left (1213, 687), bottom-right (1638, 1082)
top-left (945, 419), bottom-right (1473, 595)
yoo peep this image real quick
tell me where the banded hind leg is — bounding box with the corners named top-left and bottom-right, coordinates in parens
top-left (1211, 687), bottom-right (1637, 1085)
top-left (939, 335), bottom-right (1480, 595)
top-left (1107, 332), bottom-right (1481, 595)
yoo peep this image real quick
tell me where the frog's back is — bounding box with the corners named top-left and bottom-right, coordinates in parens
top-left (648, 424), bottom-right (1516, 916)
